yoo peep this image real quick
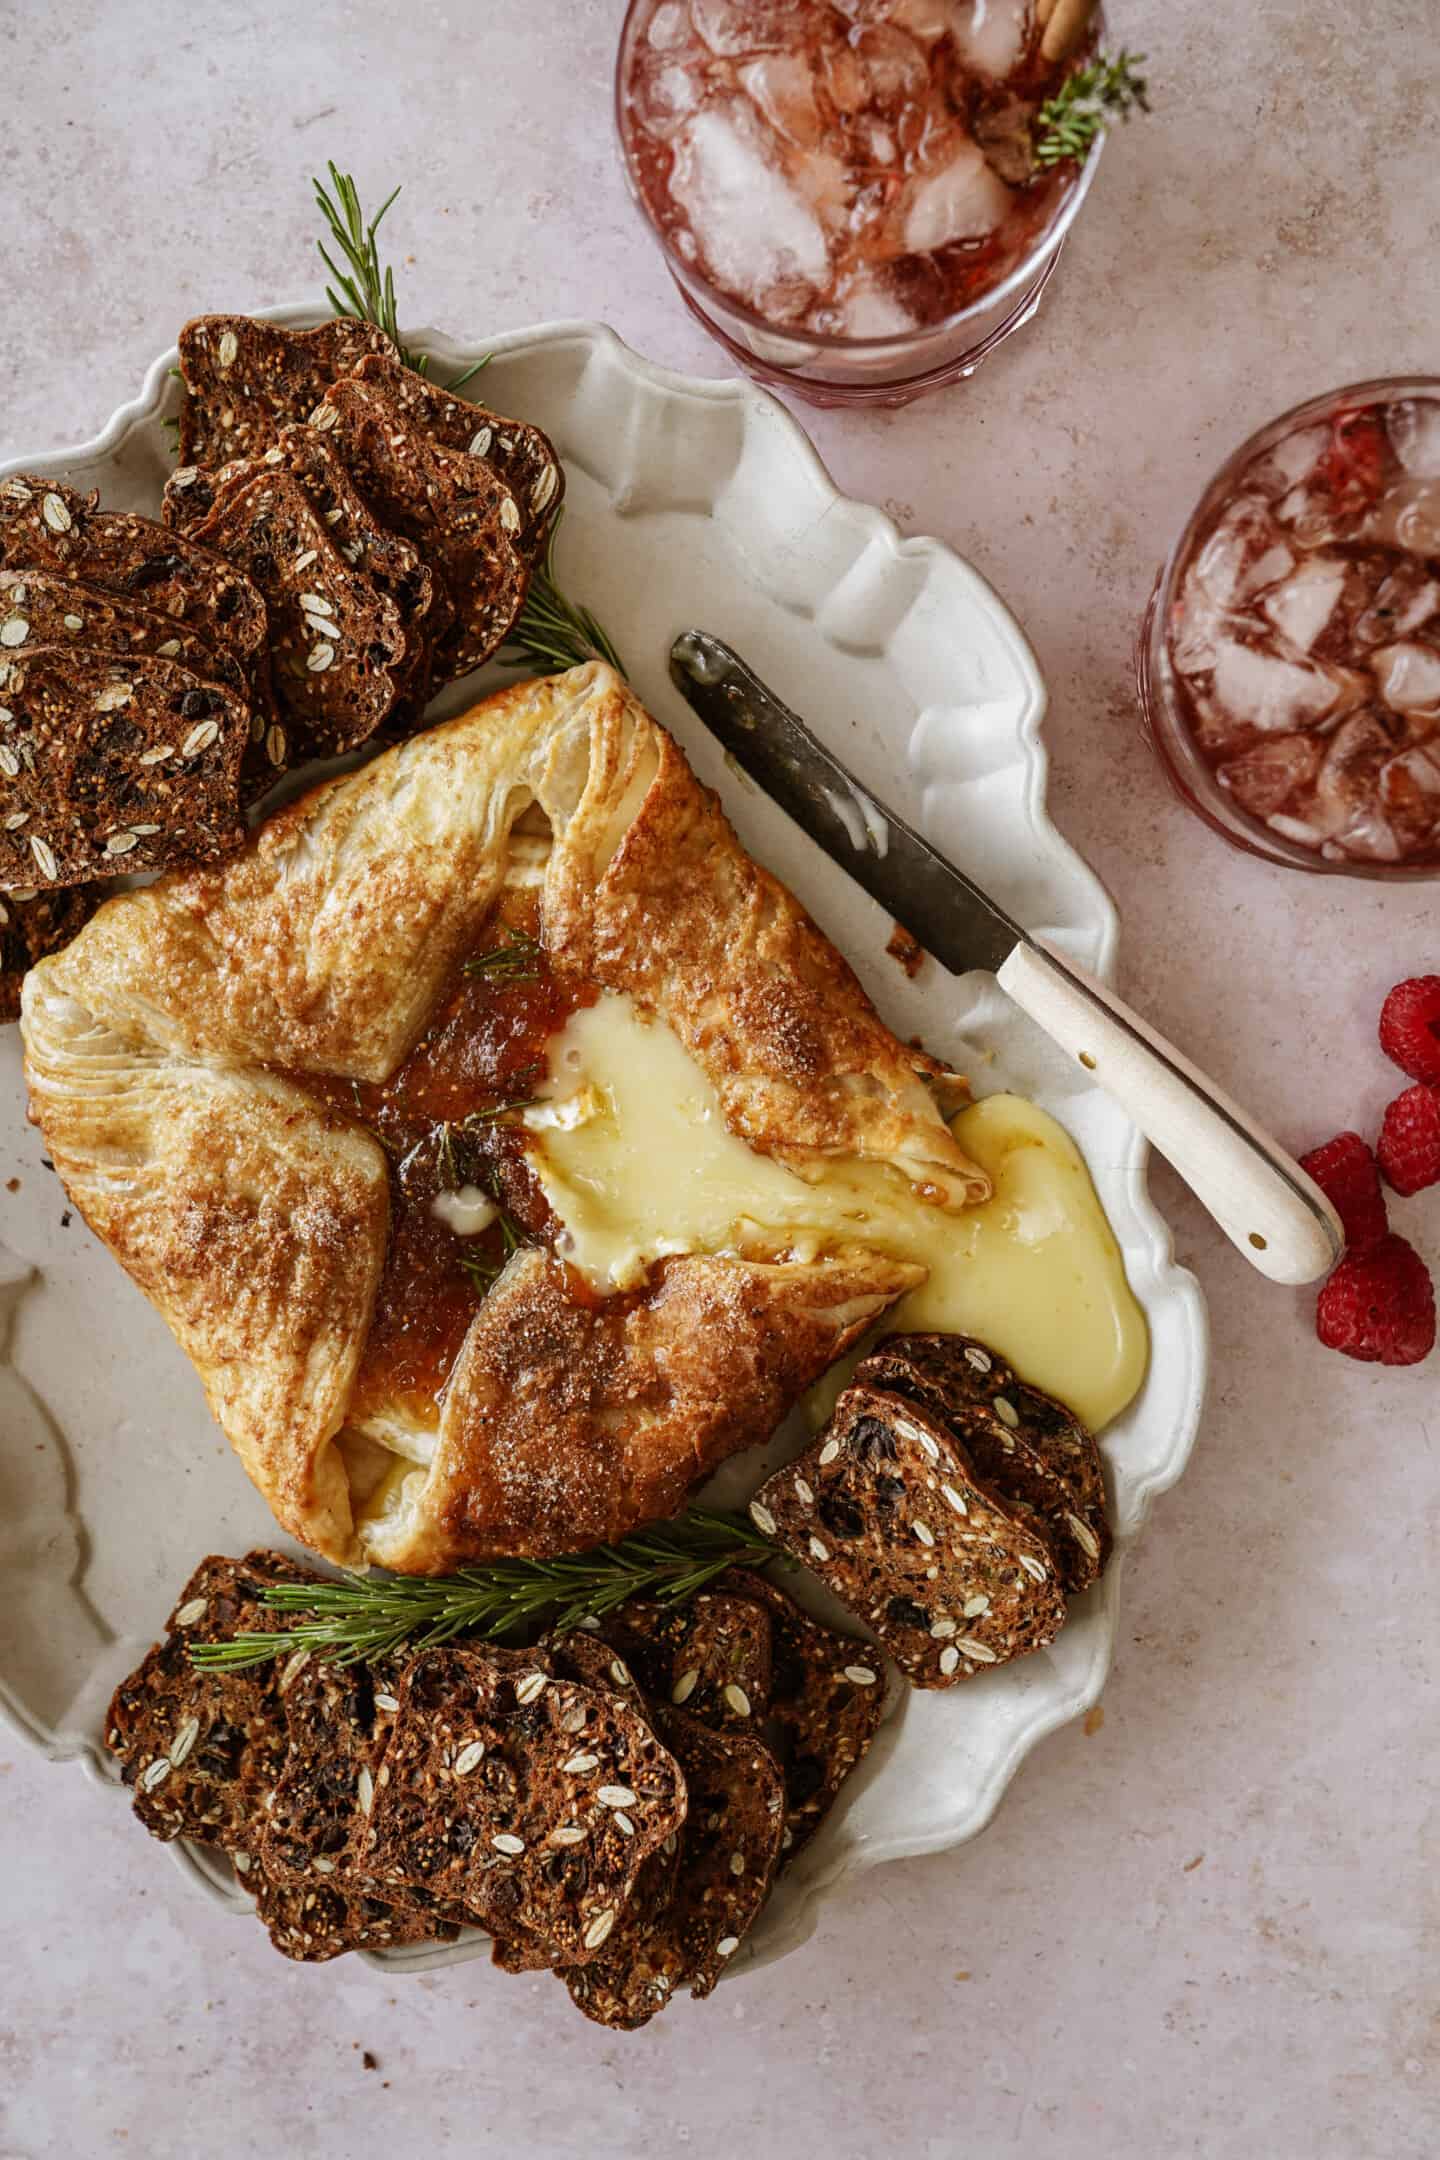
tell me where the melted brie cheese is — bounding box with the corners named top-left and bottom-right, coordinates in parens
top-left (805, 1092), bottom-right (1151, 1435)
top-left (523, 996), bottom-right (830, 1288)
top-left (524, 993), bottom-right (1148, 1431)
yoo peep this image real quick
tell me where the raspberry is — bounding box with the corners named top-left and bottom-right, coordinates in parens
top-left (1377, 1084), bottom-right (1440, 1197)
top-left (1316, 1233), bottom-right (1436, 1366)
top-left (1379, 975), bottom-right (1440, 1085)
top-left (1298, 1131), bottom-right (1388, 1251)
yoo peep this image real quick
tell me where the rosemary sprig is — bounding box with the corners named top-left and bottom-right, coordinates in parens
top-left (314, 163), bottom-right (423, 372)
top-left (460, 1097), bottom-right (536, 1124)
top-left (189, 1509), bottom-right (785, 1671)
top-left (455, 1207), bottom-right (523, 1293)
top-left (463, 930), bottom-right (542, 982)
top-left (504, 511), bottom-right (628, 680)
top-left (427, 1119), bottom-right (531, 1289)
top-left (312, 163), bottom-right (488, 389)
top-left (432, 1119), bottom-right (461, 1192)
top-left (446, 355), bottom-right (491, 393)
top-left (1033, 49), bottom-right (1150, 169)
top-left (433, 1102), bottom-right (534, 1192)
top-left (162, 366), bottom-right (183, 451)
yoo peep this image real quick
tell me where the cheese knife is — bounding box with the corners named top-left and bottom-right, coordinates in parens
top-left (669, 630), bottom-right (1342, 1287)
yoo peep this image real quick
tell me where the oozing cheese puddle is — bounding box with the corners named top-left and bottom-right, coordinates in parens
top-left (523, 994), bottom-right (1148, 1432)
top-left (804, 1092), bottom-right (1150, 1435)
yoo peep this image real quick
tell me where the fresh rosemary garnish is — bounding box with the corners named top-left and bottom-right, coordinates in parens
top-left (162, 366), bottom-right (183, 451)
top-left (188, 1509), bottom-right (785, 1671)
top-left (463, 930), bottom-right (542, 982)
top-left (461, 1097), bottom-right (537, 1124)
top-left (313, 163), bottom-right (427, 376)
top-left (431, 1123), bottom-right (464, 1192)
top-left (313, 163), bottom-right (489, 389)
top-left (433, 1101), bottom-right (534, 1188)
top-left (504, 511), bottom-right (628, 680)
top-left (313, 165), bottom-right (624, 676)
top-left (1033, 49), bottom-right (1150, 169)
top-left (432, 1119), bottom-right (461, 1193)
top-left (455, 1207), bottom-right (523, 1293)
top-left (427, 1119), bottom-right (531, 1288)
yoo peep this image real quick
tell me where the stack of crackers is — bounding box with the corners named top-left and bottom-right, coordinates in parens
top-left (104, 1340), bottom-right (1111, 2013)
top-left (106, 1551), bottom-right (884, 2028)
top-left (164, 319), bottom-right (561, 763)
top-left (751, 1333), bottom-right (1111, 1688)
top-left (0, 315), bottom-right (563, 1018)
top-left (0, 476), bottom-right (268, 1014)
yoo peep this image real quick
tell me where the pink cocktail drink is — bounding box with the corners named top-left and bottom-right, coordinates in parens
top-left (1140, 383), bottom-right (1440, 877)
top-left (616, 0), bottom-right (1112, 404)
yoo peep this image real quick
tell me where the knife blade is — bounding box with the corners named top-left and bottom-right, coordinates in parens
top-left (668, 628), bottom-right (1343, 1286)
top-left (670, 629), bottom-right (1019, 976)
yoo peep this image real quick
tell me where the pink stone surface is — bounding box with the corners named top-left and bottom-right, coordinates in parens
top-left (2, 3), bottom-right (1437, 2155)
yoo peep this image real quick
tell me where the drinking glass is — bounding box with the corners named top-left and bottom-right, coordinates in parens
top-left (615, 0), bottom-right (1110, 409)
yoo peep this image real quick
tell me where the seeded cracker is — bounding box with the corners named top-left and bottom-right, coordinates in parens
top-left (858, 1333), bottom-right (1111, 1593)
top-left (260, 1651), bottom-right (411, 1886)
top-left (306, 377), bottom-right (529, 679)
top-left (486, 1631), bottom-right (663, 1976)
top-left (248, 1865), bottom-right (455, 1964)
top-left (723, 1570), bottom-right (883, 1860)
top-left (0, 881), bottom-right (102, 1023)
top-left (104, 1551), bottom-right (322, 1852)
top-left (564, 1708), bottom-right (784, 2028)
top-left (650, 1707), bottom-right (784, 2001)
top-left (350, 350), bottom-right (564, 556)
top-left (244, 1621), bottom-right (458, 1963)
top-left (554, 1839), bottom-right (683, 2021)
top-left (0, 563), bottom-right (266, 810)
top-left (167, 425), bottom-right (447, 722)
top-left (0, 569), bottom-right (251, 708)
top-left (545, 1627), bottom-right (658, 1710)
top-left (190, 470), bottom-right (405, 757)
top-left (267, 1648), bottom-right (564, 1947)
top-left (443, 1645), bottom-right (568, 1971)
top-left (608, 1589), bottom-right (774, 1731)
top-left (360, 1644), bottom-right (687, 1968)
top-left (0, 476), bottom-right (269, 694)
top-left (754, 1384), bottom-right (1067, 1690)
top-left (176, 315), bottom-right (396, 471)
top-left (0, 646), bottom-right (248, 889)
top-left (260, 1651), bottom-right (470, 1943)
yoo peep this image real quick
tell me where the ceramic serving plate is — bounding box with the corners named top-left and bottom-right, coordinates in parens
top-left (0, 309), bottom-right (1208, 1979)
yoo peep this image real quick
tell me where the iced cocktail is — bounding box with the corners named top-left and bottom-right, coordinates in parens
top-left (1139, 381), bottom-right (1440, 878)
top-left (616, 0), bottom-right (1134, 405)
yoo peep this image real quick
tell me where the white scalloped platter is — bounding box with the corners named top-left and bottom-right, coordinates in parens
top-left (0, 309), bottom-right (1208, 1981)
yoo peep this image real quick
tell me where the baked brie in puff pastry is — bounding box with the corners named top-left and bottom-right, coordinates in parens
top-left (22, 663), bottom-right (989, 1570)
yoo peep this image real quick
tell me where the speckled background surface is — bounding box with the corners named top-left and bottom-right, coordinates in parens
top-left (1, 2), bottom-right (1437, 2155)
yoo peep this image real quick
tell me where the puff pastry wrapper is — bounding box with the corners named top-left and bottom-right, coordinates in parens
top-left (22, 664), bottom-right (987, 1569)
